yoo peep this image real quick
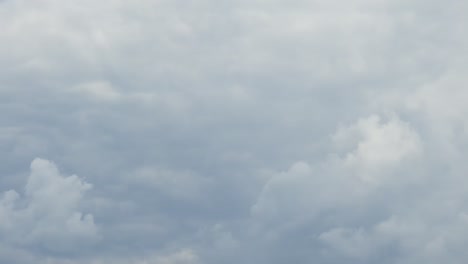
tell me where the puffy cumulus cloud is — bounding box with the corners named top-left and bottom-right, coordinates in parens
top-left (0, 158), bottom-right (98, 256)
top-left (252, 115), bottom-right (422, 222)
top-left (244, 114), bottom-right (468, 264)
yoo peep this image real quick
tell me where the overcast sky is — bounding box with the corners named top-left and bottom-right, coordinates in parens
top-left (1, 0), bottom-right (468, 263)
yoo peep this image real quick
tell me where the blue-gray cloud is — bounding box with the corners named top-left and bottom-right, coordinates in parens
top-left (1, 0), bottom-right (468, 263)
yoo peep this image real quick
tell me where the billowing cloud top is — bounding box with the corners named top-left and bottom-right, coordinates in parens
top-left (1, 0), bottom-right (468, 263)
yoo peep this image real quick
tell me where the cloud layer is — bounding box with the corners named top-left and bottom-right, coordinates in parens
top-left (1, 0), bottom-right (468, 263)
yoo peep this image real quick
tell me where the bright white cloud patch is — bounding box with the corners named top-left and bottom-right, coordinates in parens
top-left (0, 158), bottom-right (98, 253)
top-left (252, 115), bottom-right (421, 223)
top-left (335, 115), bottom-right (422, 183)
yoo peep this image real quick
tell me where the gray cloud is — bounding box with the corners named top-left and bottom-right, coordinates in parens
top-left (1, 0), bottom-right (468, 263)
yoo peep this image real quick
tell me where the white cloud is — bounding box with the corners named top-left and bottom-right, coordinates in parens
top-left (335, 115), bottom-right (422, 183)
top-left (252, 114), bottom-right (422, 224)
top-left (248, 112), bottom-right (468, 263)
top-left (0, 158), bottom-right (99, 253)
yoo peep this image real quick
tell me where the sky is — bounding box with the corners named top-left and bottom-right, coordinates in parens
top-left (1, 0), bottom-right (468, 263)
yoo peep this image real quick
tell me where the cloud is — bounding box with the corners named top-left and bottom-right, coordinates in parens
top-left (245, 114), bottom-right (468, 264)
top-left (251, 114), bottom-right (422, 223)
top-left (1, 0), bottom-right (468, 263)
top-left (123, 166), bottom-right (212, 201)
top-left (141, 249), bottom-right (200, 264)
top-left (72, 81), bottom-right (122, 102)
top-left (334, 114), bottom-right (422, 183)
top-left (0, 158), bottom-right (98, 255)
